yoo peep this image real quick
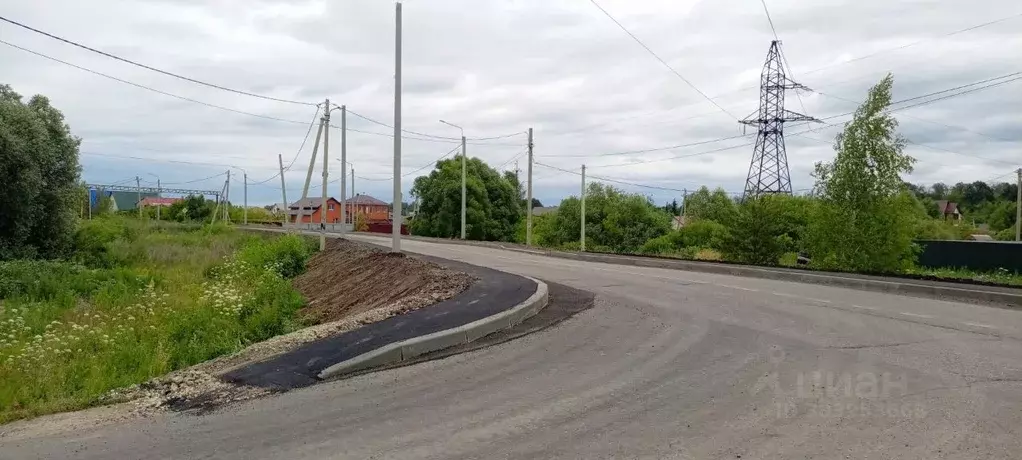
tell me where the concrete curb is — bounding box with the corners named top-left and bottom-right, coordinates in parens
top-left (317, 278), bottom-right (549, 380)
top-left (346, 232), bottom-right (1022, 308)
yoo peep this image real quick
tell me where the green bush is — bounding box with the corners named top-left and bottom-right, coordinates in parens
top-left (236, 234), bottom-right (314, 279)
top-left (639, 234), bottom-right (676, 255)
top-left (677, 220), bottom-right (728, 249)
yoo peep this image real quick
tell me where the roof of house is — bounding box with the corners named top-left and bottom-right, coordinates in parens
top-left (936, 200), bottom-right (961, 215)
top-left (288, 197), bottom-right (339, 209)
top-left (344, 194), bottom-right (389, 206)
top-left (139, 197), bottom-right (182, 206)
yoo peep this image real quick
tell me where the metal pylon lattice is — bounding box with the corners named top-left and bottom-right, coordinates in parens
top-left (740, 40), bottom-right (820, 198)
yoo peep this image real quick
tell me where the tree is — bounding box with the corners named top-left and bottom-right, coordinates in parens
top-left (719, 196), bottom-right (792, 265)
top-left (544, 183), bottom-right (671, 252)
top-left (684, 186), bottom-right (737, 225)
top-left (662, 199), bottom-right (680, 216)
top-left (0, 84), bottom-right (82, 260)
top-left (411, 156), bottom-right (521, 241)
top-left (805, 74), bottom-right (918, 272)
top-left (166, 195), bottom-right (215, 222)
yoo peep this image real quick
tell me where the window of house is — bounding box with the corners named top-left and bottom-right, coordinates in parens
top-left (328, 204), bottom-right (335, 211)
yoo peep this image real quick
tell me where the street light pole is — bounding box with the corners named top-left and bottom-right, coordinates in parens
top-left (440, 119), bottom-right (466, 239)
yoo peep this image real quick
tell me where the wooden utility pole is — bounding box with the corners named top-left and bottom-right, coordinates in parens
top-left (301, 116), bottom-right (326, 230)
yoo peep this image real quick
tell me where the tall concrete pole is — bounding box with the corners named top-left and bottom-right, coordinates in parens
top-left (580, 164), bottom-right (586, 252)
top-left (136, 176), bottom-right (142, 218)
top-left (340, 105), bottom-right (347, 235)
top-left (1016, 168), bottom-right (1021, 242)
top-left (301, 117), bottom-right (325, 228)
top-left (224, 170), bottom-right (231, 222)
top-left (526, 128), bottom-right (533, 246)
top-left (321, 98), bottom-right (330, 251)
top-left (461, 135), bottom-right (467, 239)
top-left (351, 166), bottom-right (355, 225)
top-left (391, 1), bottom-right (403, 253)
top-left (243, 172), bottom-right (248, 225)
top-left (278, 154), bottom-right (288, 227)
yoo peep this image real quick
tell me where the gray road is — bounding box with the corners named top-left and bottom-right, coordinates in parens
top-left (6, 234), bottom-right (1022, 459)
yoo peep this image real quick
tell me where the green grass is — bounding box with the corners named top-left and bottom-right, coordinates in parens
top-left (903, 266), bottom-right (1022, 287)
top-left (0, 217), bottom-right (316, 423)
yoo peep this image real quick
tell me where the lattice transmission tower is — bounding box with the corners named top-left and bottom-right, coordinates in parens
top-left (740, 40), bottom-right (819, 198)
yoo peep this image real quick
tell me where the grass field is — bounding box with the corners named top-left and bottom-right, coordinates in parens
top-left (0, 218), bottom-right (315, 423)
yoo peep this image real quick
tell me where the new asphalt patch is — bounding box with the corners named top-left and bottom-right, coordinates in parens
top-left (223, 254), bottom-right (536, 390)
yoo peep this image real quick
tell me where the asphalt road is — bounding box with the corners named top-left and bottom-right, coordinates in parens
top-left (6, 234), bottom-right (1022, 459)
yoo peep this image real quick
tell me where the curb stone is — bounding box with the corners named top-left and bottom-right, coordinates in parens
top-left (317, 278), bottom-right (549, 380)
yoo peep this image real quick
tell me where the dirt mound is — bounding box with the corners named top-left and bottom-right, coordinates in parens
top-left (295, 239), bottom-right (475, 323)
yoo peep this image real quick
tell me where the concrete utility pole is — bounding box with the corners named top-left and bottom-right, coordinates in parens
top-left (224, 170), bottom-right (231, 222)
top-left (340, 104), bottom-right (347, 236)
top-left (278, 154), bottom-right (288, 228)
top-left (301, 116), bottom-right (325, 230)
top-left (243, 172), bottom-right (248, 225)
top-left (580, 164), bottom-right (586, 252)
top-left (392, 1), bottom-right (403, 253)
top-left (526, 127), bottom-right (534, 246)
top-left (156, 178), bottom-right (161, 221)
top-left (321, 98), bottom-right (331, 251)
top-left (351, 166), bottom-right (355, 225)
top-left (440, 119), bottom-right (466, 239)
top-left (1016, 168), bottom-right (1021, 242)
top-left (136, 176), bottom-right (142, 218)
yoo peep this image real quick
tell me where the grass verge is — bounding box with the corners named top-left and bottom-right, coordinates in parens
top-left (0, 217), bottom-right (316, 424)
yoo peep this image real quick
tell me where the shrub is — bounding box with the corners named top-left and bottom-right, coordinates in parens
top-left (639, 234), bottom-right (676, 255)
top-left (236, 234), bottom-right (314, 279)
top-left (719, 196), bottom-right (792, 265)
top-left (677, 220), bottom-right (728, 249)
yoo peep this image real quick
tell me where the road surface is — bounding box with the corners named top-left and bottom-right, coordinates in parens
top-left (6, 234), bottom-right (1022, 459)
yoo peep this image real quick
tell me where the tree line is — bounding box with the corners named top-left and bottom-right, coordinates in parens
top-left (409, 75), bottom-right (1018, 274)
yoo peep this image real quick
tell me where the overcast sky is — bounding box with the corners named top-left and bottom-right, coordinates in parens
top-left (2, 0), bottom-right (1020, 206)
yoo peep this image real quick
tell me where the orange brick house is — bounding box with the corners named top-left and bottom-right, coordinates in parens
top-left (344, 194), bottom-right (391, 223)
top-left (288, 197), bottom-right (343, 224)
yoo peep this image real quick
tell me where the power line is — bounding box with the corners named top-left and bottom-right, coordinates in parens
top-left (251, 108), bottom-right (322, 185)
top-left (534, 161), bottom-right (687, 193)
top-left (544, 71), bottom-right (1022, 163)
top-left (543, 134), bottom-right (752, 158)
top-left (0, 15), bottom-right (316, 107)
top-left (543, 12), bottom-right (1022, 140)
top-left (162, 171), bottom-right (228, 185)
top-left (759, 0), bottom-right (779, 41)
top-left (403, 145), bottom-right (463, 177)
top-left (587, 0), bottom-right (737, 120)
top-left (346, 109), bottom-right (525, 142)
top-left (802, 12), bottom-right (1022, 77)
top-left (1, 39), bottom-right (311, 126)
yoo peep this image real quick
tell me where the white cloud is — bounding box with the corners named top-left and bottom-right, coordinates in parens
top-left (1, 0), bottom-right (1019, 206)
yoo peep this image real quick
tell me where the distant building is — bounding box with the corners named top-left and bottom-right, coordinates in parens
top-left (265, 203), bottom-right (288, 215)
top-left (288, 197), bottom-right (343, 224)
top-left (532, 206), bottom-right (558, 216)
top-left (344, 194), bottom-right (391, 223)
top-left (936, 200), bottom-right (962, 221)
top-left (138, 197), bottom-right (182, 208)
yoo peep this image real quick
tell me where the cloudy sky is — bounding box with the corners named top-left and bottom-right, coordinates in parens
top-left (2, 0), bottom-right (1020, 206)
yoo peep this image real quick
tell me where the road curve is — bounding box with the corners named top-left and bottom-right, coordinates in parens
top-left (6, 235), bottom-right (1022, 459)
